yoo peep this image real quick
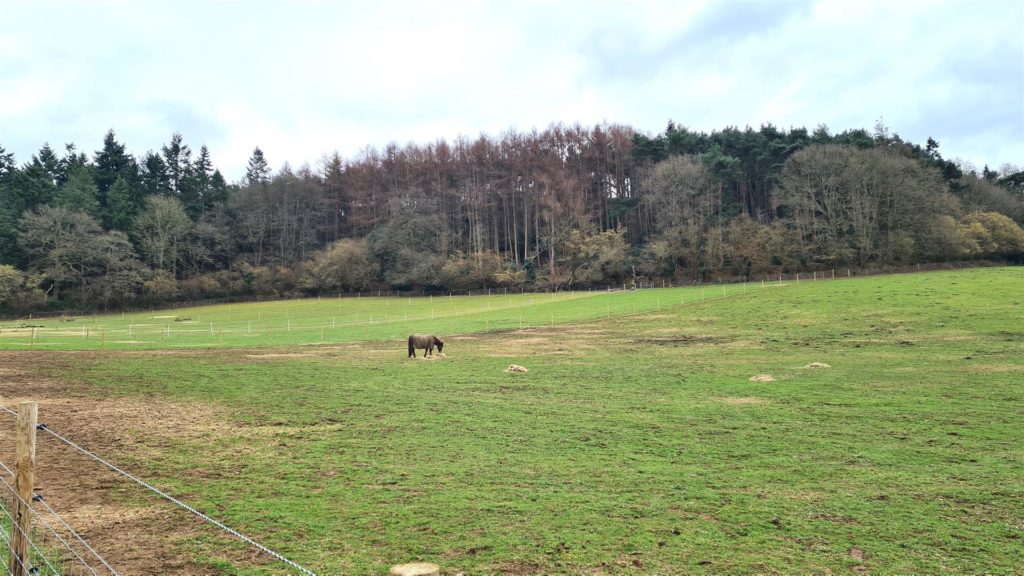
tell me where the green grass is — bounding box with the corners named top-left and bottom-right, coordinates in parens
top-left (0, 284), bottom-right (751, 350)
top-left (21, 268), bottom-right (1024, 574)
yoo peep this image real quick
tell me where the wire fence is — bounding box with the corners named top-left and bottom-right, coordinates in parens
top-left (0, 460), bottom-right (114, 575)
top-left (0, 405), bottom-right (317, 576)
top-left (0, 275), bottom-right (776, 350)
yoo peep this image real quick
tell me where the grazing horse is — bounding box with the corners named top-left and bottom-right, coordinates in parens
top-left (408, 334), bottom-right (444, 358)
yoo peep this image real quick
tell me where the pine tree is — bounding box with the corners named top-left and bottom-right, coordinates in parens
top-left (161, 133), bottom-right (191, 195)
top-left (31, 143), bottom-right (61, 186)
top-left (55, 165), bottom-right (100, 217)
top-left (15, 162), bottom-right (56, 209)
top-left (93, 129), bottom-right (137, 206)
top-left (0, 144), bottom-right (14, 177)
top-left (207, 169), bottom-right (229, 207)
top-left (58, 143), bottom-right (88, 186)
top-left (140, 152), bottom-right (172, 197)
top-left (105, 176), bottom-right (134, 231)
top-left (0, 147), bottom-right (20, 264)
top-left (160, 132), bottom-right (192, 194)
top-left (245, 147), bottom-right (271, 186)
top-left (182, 144), bottom-right (214, 218)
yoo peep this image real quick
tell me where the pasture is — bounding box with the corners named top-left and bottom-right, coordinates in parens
top-left (0, 268), bottom-right (1021, 574)
top-left (0, 285), bottom-right (746, 351)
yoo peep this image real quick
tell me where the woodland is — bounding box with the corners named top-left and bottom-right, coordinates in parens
top-left (1, 121), bottom-right (1022, 313)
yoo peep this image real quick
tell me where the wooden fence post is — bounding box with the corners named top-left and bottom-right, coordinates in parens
top-left (9, 401), bottom-right (37, 576)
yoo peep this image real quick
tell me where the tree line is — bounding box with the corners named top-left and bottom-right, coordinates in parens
top-left (1, 121), bottom-right (1022, 313)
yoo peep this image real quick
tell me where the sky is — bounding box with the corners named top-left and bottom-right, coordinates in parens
top-left (1, 0), bottom-right (1022, 181)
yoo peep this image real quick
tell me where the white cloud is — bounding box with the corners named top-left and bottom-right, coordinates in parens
top-left (0, 0), bottom-right (1021, 179)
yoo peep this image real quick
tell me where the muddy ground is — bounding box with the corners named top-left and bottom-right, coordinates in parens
top-left (0, 351), bottom-right (275, 575)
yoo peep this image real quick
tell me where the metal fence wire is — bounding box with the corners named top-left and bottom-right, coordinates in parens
top-left (0, 405), bottom-right (317, 576)
top-left (0, 463), bottom-right (113, 575)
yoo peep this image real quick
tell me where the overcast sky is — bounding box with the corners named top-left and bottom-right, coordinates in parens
top-left (1, 0), bottom-right (1022, 181)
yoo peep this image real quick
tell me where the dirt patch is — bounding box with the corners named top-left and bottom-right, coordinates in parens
top-left (714, 396), bottom-right (768, 405)
top-left (633, 335), bottom-right (727, 346)
top-left (965, 364), bottom-right (1023, 374)
top-left (504, 364), bottom-right (529, 373)
top-left (804, 362), bottom-right (831, 368)
top-left (415, 353), bottom-right (446, 361)
top-left (748, 374), bottom-right (775, 382)
top-left (0, 351), bottom-right (274, 575)
top-left (485, 335), bottom-right (575, 357)
top-left (244, 352), bottom-right (316, 359)
top-left (484, 560), bottom-right (544, 575)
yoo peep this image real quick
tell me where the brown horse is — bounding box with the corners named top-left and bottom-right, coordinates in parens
top-left (408, 334), bottom-right (444, 358)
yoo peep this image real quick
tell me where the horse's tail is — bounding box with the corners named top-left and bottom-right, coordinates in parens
top-left (408, 335), bottom-right (415, 357)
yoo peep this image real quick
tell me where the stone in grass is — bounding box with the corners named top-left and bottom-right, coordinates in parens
top-left (749, 374), bottom-right (775, 382)
top-left (804, 362), bottom-right (831, 368)
top-left (505, 364), bottom-right (529, 373)
top-left (390, 563), bottom-right (439, 576)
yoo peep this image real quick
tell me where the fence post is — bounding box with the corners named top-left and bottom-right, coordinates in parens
top-left (9, 401), bottom-right (37, 576)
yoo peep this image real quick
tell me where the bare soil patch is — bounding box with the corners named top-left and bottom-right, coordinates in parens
top-left (483, 326), bottom-right (618, 358)
top-left (244, 352), bottom-right (316, 359)
top-left (0, 351), bottom-right (273, 575)
top-left (633, 335), bottom-right (728, 346)
top-left (749, 374), bottom-right (775, 382)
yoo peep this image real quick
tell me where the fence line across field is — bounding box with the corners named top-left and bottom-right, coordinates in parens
top-left (3, 283), bottom-right (769, 349)
top-left (11, 261), bottom-right (958, 349)
top-left (0, 261), bottom-right (981, 335)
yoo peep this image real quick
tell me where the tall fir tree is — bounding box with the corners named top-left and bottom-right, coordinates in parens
top-left (0, 146), bottom-right (19, 264)
top-left (207, 169), bottom-right (229, 209)
top-left (14, 161), bottom-right (56, 210)
top-left (161, 133), bottom-right (191, 195)
top-left (105, 176), bottom-right (135, 231)
top-left (140, 151), bottom-right (172, 197)
top-left (93, 129), bottom-right (137, 206)
top-left (55, 164), bottom-right (101, 217)
top-left (182, 144), bottom-right (214, 218)
top-left (245, 147), bottom-right (271, 186)
top-left (0, 144), bottom-right (15, 177)
top-left (58, 143), bottom-right (88, 186)
top-left (30, 144), bottom-right (61, 186)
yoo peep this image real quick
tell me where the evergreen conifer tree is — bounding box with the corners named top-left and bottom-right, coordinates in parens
top-left (105, 176), bottom-right (135, 231)
top-left (245, 147), bottom-right (271, 186)
top-left (55, 165), bottom-right (100, 217)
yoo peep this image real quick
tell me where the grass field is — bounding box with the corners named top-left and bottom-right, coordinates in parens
top-left (0, 284), bottom-right (751, 350)
top-left (1, 267), bottom-right (1021, 574)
